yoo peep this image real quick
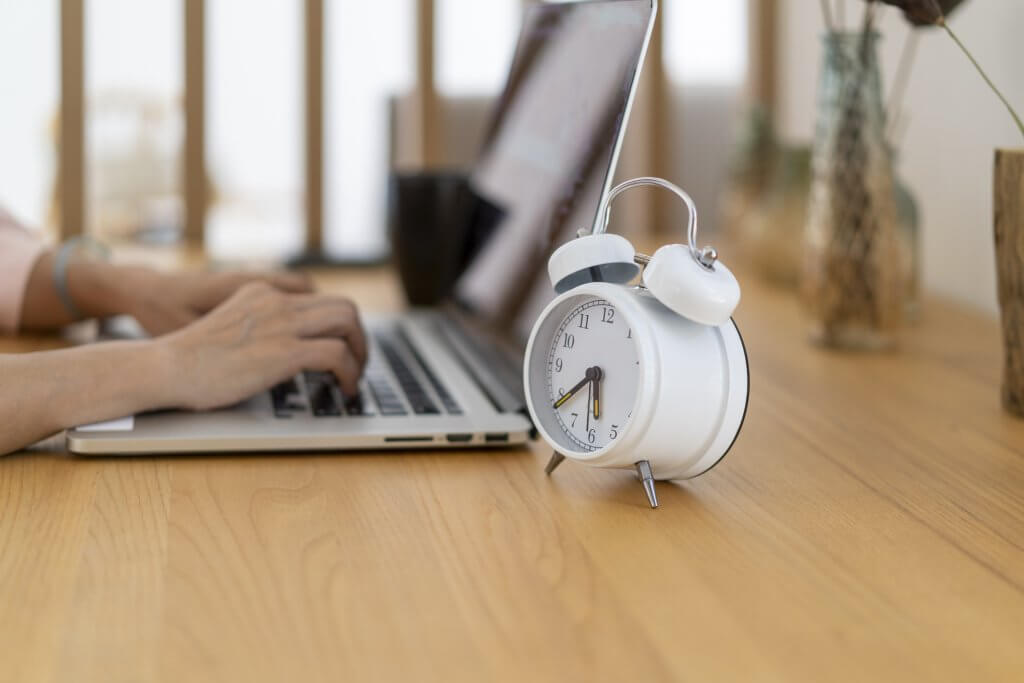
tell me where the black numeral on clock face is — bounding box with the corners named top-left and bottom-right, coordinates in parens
top-left (601, 307), bottom-right (615, 324)
top-left (554, 358), bottom-right (563, 372)
top-left (562, 334), bottom-right (575, 349)
top-left (577, 314), bottom-right (590, 330)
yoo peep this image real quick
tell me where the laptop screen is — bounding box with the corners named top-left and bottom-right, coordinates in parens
top-left (453, 0), bottom-right (655, 343)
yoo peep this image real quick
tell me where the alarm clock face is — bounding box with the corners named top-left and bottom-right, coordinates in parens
top-left (540, 295), bottom-right (641, 453)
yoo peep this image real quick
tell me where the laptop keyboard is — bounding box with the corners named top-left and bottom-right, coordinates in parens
top-left (376, 337), bottom-right (439, 415)
top-left (395, 328), bottom-right (463, 415)
top-left (269, 329), bottom-right (461, 419)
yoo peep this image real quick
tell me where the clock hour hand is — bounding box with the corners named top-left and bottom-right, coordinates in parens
top-left (591, 367), bottom-right (603, 420)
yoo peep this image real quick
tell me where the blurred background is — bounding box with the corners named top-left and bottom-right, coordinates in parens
top-left (0, 0), bottom-right (1021, 314)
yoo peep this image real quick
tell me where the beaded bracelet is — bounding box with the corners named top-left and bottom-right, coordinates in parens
top-left (53, 237), bottom-right (111, 320)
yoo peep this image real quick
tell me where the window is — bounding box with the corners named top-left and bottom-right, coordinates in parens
top-left (206, 0), bottom-right (303, 260)
top-left (663, 0), bottom-right (747, 85)
top-left (0, 0), bottom-right (59, 232)
top-left (324, 0), bottom-right (415, 260)
top-left (435, 0), bottom-right (518, 96)
top-left (86, 0), bottom-right (183, 242)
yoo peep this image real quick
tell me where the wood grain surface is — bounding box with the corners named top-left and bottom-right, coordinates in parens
top-left (2, 261), bottom-right (1024, 682)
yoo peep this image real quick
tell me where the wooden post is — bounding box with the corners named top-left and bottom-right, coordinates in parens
top-left (59, 0), bottom-right (85, 239)
top-left (184, 0), bottom-right (206, 246)
top-left (416, 0), bottom-right (438, 167)
top-left (749, 0), bottom-right (777, 116)
top-left (304, 0), bottom-right (324, 252)
top-left (994, 148), bottom-right (1024, 417)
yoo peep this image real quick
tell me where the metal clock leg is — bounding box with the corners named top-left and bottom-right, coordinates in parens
top-left (635, 460), bottom-right (658, 508)
top-left (544, 451), bottom-right (566, 475)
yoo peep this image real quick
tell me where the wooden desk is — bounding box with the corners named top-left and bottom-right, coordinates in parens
top-left (2, 263), bottom-right (1024, 682)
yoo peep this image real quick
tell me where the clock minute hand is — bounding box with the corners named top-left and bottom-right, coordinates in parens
top-left (552, 373), bottom-right (592, 409)
top-left (591, 367), bottom-right (602, 420)
top-left (586, 380), bottom-right (591, 432)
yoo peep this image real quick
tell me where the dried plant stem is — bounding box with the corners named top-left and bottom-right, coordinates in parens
top-left (940, 20), bottom-right (1024, 141)
top-left (861, 0), bottom-right (877, 35)
top-left (858, 0), bottom-right (876, 64)
top-left (820, 0), bottom-right (835, 31)
top-left (887, 30), bottom-right (920, 141)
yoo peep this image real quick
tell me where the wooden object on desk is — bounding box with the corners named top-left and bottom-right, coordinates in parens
top-left (995, 148), bottom-right (1024, 416)
top-left (2, 263), bottom-right (1024, 682)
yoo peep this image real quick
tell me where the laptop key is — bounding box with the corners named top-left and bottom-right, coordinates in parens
top-left (366, 372), bottom-right (408, 416)
top-left (310, 387), bottom-right (340, 416)
top-left (270, 378), bottom-right (305, 417)
top-left (304, 371), bottom-right (342, 417)
top-left (344, 393), bottom-right (365, 415)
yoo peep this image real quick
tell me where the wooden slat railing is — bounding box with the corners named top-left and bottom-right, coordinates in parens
top-left (51, 0), bottom-right (758, 251)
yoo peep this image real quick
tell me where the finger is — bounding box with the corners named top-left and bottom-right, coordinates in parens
top-left (262, 270), bottom-right (315, 294)
top-left (287, 297), bottom-right (368, 368)
top-left (299, 338), bottom-right (362, 396)
top-left (193, 271), bottom-right (314, 311)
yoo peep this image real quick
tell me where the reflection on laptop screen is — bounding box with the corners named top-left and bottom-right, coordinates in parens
top-left (454, 0), bottom-right (654, 340)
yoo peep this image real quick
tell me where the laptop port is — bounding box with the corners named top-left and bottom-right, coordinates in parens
top-left (385, 436), bottom-right (434, 443)
top-left (484, 433), bottom-right (509, 443)
top-left (446, 433), bottom-right (473, 443)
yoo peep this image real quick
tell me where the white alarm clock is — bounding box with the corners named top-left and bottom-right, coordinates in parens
top-left (523, 177), bottom-right (749, 508)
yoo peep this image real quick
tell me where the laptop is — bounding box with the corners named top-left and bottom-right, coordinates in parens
top-left (67, 0), bottom-right (657, 455)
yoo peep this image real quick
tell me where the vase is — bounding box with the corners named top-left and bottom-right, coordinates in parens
top-left (802, 32), bottom-right (902, 349)
top-left (995, 148), bottom-right (1024, 417)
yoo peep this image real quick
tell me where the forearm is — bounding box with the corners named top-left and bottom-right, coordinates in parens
top-left (19, 251), bottom-right (149, 331)
top-left (0, 340), bottom-right (176, 454)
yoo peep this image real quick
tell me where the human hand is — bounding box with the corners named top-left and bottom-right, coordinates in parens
top-left (119, 267), bottom-right (315, 337)
top-left (157, 281), bottom-right (367, 410)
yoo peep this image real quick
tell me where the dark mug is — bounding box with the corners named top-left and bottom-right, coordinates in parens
top-left (387, 170), bottom-right (505, 306)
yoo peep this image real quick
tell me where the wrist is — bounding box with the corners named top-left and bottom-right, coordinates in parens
top-left (66, 260), bottom-right (153, 320)
top-left (147, 334), bottom-right (191, 409)
top-left (45, 338), bottom-right (182, 432)
top-left (141, 337), bottom-right (183, 409)
top-left (105, 338), bottom-right (183, 414)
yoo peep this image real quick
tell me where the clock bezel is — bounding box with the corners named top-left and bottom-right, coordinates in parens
top-left (524, 282), bottom-right (661, 462)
